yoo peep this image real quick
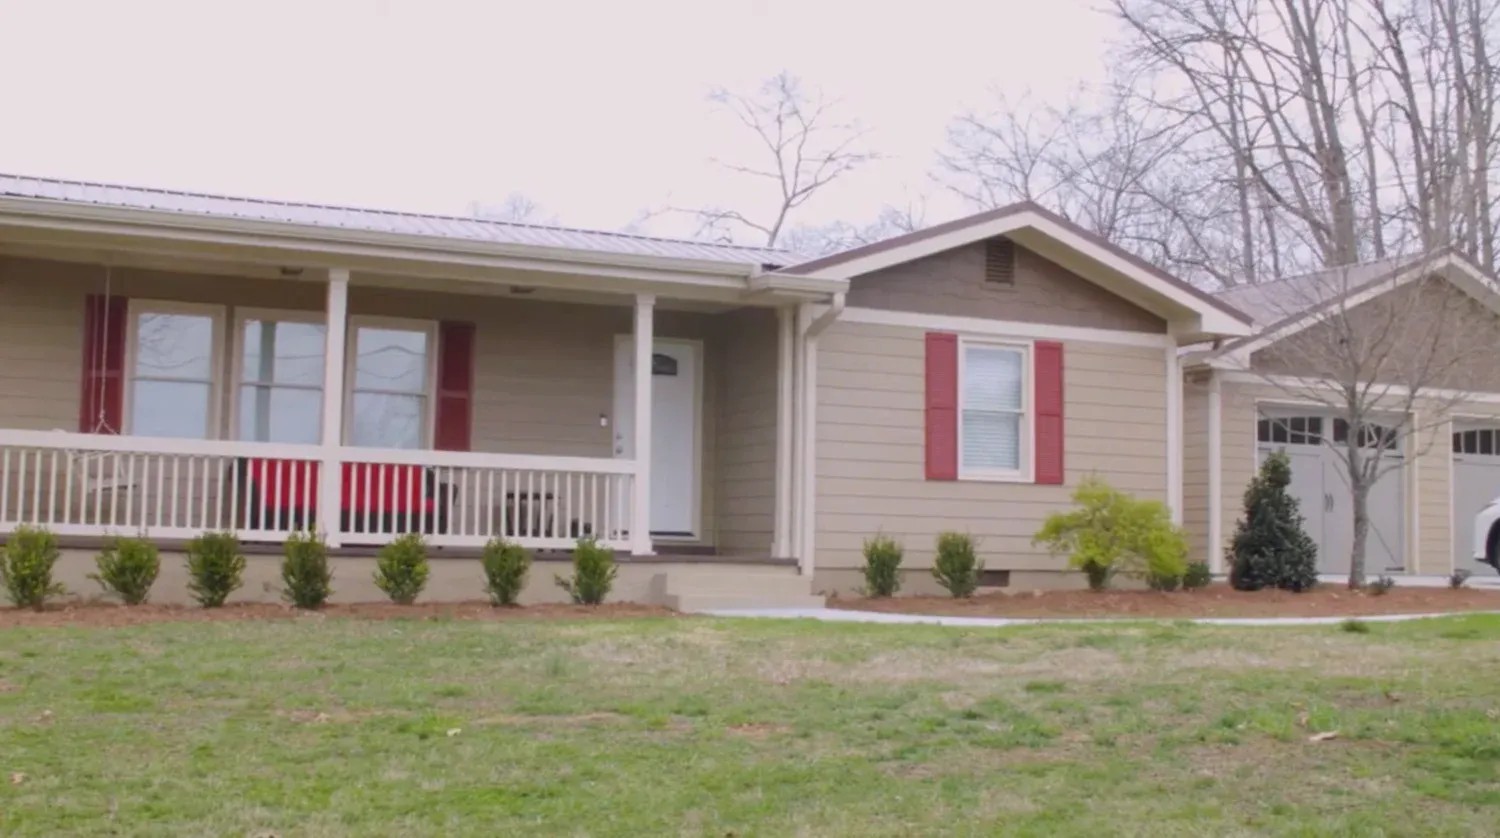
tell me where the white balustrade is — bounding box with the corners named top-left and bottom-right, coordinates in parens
top-left (0, 430), bottom-right (634, 551)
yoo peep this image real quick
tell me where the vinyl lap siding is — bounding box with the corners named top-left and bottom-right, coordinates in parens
top-left (815, 321), bottom-right (1167, 572)
top-left (1182, 374), bottom-right (1211, 564)
top-left (714, 309), bottom-right (778, 555)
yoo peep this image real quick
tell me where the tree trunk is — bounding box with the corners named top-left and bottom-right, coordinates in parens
top-left (1346, 437), bottom-right (1368, 589)
top-left (1348, 486), bottom-right (1371, 589)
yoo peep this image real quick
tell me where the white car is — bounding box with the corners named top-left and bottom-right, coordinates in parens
top-left (1476, 498), bottom-right (1500, 571)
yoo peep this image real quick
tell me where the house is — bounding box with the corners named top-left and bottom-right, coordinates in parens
top-left (1182, 251), bottom-right (1500, 580)
top-left (0, 174), bottom-right (1249, 607)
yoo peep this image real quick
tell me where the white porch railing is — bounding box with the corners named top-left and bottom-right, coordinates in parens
top-left (0, 429), bottom-right (635, 552)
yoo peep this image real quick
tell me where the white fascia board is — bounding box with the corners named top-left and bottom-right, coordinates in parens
top-left (0, 197), bottom-right (758, 288)
top-left (746, 271), bottom-right (849, 299)
top-left (832, 306), bottom-right (1175, 348)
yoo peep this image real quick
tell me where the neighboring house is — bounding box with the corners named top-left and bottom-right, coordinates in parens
top-left (0, 175), bottom-right (1249, 606)
top-left (1182, 251), bottom-right (1500, 579)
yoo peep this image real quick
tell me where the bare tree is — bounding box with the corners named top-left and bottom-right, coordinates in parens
top-left (778, 197), bottom-right (928, 257)
top-left (471, 193), bottom-right (557, 225)
top-left (1247, 253), bottom-right (1499, 586)
top-left (687, 72), bottom-right (878, 247)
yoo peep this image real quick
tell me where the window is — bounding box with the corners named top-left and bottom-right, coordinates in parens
top-left (235, 313), bottom-right (326, 444)
top-left (959, 341), bottom-right (1028, 477)
top-left (1257, 415), bottom-right (1323, 446)
top-left (348, 320), bottom-right (433, 449)
top-left (127, 303), bottom-right (220, 439)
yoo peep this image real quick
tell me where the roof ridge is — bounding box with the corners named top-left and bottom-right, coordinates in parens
top-left (0, 172), bottom-right (794, 258)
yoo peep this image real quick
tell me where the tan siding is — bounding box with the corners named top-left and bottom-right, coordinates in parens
top-left (847, 239), bottom-right (1167, 333)
top-left (714, 308), bottom-right (778, 556)
top-left (0, 256), bottom-right (732, 546)
top-left (1413, 418), bottom-right (1451, 575)
top-left (1181, 374), bottom-right (1211, 564)
top-left (814, 320), bottom-right (1167, 572)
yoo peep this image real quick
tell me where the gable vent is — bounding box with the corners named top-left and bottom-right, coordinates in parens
top-left (985, 238), bottom-right (1016, 285)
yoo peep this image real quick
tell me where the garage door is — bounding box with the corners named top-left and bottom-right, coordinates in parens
top-left (1452, 426), bottom-right (1500, 572)
top-left (1256, 411), bottom-right (1405, 575)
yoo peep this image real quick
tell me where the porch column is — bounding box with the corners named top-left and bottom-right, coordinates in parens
top-left (1206, 368), bottom-right (1224, 572)
top-left (1166, 344), bottom-right (1183, 526)
top-left (319, 269), bottom-right (350, 546)
top-left (772, 306), bottom-right (795, 558)
top-left (630, 294), bottom-right (655, 555)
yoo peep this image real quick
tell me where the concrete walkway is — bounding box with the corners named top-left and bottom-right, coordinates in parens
top-left (706, 572), bottom-right (1500, 627)
top-left (702, 606), bottom-right (1500, 627)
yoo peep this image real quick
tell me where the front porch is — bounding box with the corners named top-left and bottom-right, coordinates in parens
top-left (0, 248), bottom-right (809, 561)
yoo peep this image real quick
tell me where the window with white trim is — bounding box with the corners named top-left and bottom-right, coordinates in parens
top-left (347, 321), bottom-right (433, 449)
top-left (235, 312), bottom-right (326, 444)
top-left (959, 341), bottom-right (1028, 477)
top-left (127, 303), bottom-right (221, 439)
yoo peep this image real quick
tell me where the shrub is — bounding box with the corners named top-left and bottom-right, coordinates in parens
top-left (1033, 478), bottom-right (1188, 591)
top-left (374, 533), bottom-right (429, 605)
top-left (0, 526), bottom-right (64, 609)
top-left (281, 531), bottom-right (333, 609)
top-left (861, 535), bottom-right (904, 598)
top-left (931, 532), bottom-right (981, 598)
top-left (1367, 574), bottom-right (1395, 596)
top-left (1182, 560), bottom-right (1213, 591)
top-left (91, 537), bottom-right (159, 605)
top-left (1340, 618), bottom-right (1371, 634)
top-left (555, 537), bottom-right (617, 605)
top-left (481, 538), bottom-right (531, 606)
top-left (1229, 452), bottom-right (1318, 592)
top-left (1146, 566), bottom-right (1182, 592)
top-left (186, 532), bottom-right (246, 608)
top-left (1450, 569), bottom-right (1473, 590)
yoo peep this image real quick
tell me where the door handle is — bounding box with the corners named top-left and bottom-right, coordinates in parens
top-left (1325, 492), bottom-right (1333, 512)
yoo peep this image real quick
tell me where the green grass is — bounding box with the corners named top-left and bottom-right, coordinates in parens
top-left (3, 614), bottom-right (1500, 836)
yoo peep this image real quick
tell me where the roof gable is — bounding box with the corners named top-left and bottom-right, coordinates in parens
top-left (779, 202), bottom-right (1252, 340)
top-left (1206, 250), bottom-right (1500, 364)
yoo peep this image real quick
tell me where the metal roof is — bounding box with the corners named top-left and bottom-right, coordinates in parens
top-left (0, 173), bottom-right (797, 268)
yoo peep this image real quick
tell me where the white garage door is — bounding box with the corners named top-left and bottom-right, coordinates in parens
top-left (1257, 412), bottom-right (1405, 575)
top-left (1452, 426), bottom-right (1500, 572)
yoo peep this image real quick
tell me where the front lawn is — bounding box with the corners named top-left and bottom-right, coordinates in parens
top-left (3, 614), bottom-right (1499, 835)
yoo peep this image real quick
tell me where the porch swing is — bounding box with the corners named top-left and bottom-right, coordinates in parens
top-left (60, 264), bottom-right (137, 516)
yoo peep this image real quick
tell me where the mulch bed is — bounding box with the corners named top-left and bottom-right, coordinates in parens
top-left (0, 601), bottom-right (675, 629)
top-left (829, 583), bottom-right (1500, 619)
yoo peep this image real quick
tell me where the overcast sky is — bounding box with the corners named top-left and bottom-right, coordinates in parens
top-left (0, 0), bottom-right (1112, 241)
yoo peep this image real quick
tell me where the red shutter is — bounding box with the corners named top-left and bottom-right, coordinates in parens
top-left (434, 321), bottom-right (475, 451)
top-left (1033, 340), bottom-right (1065, 484)
top-left (79, 294), bottom-right (128, 434)
top-left (925, 332), bottom-right (959, 480)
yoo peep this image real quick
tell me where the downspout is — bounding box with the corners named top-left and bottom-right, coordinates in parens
top-left (795, 292), bottom-right (845, 577)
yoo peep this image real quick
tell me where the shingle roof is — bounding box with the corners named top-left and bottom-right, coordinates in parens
top-left (1212, 256), bottom-right (1414, 325)
top-left (0, 173), bottom-right (797, 268)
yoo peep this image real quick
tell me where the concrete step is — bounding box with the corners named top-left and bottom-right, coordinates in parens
top-left (659, 574), bottom-right (813, 598)
top-left (666, 593), bottom-right (828, 613)
top-left (647, 569), bottom-right (824, 612)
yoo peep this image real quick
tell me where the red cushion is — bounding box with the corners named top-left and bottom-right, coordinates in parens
top-left (244, 459), bottom-right (435, 513)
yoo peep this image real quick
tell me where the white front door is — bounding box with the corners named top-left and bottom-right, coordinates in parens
top-left (613, 338), bottom-right (700, 538)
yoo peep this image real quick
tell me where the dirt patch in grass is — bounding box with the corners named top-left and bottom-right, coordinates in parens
top-left (830, 583), bottom-right (1500, 619)
top-left (0, 600), bottom-right (675, 629)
